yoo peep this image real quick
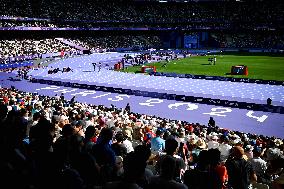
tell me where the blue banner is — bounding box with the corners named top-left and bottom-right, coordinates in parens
top-left (0, 61), bottom-right (33, 70)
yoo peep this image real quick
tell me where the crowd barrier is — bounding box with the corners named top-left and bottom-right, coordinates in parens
top-left (149, 72), bottom-right (284, 86)
top-left (30, 78), bottom-right (284, 114)
top-left (0, 61), bottom-right (33, 70)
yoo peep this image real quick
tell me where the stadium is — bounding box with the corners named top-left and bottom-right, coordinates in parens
top-left (0, 0), bottom-right (283, 188)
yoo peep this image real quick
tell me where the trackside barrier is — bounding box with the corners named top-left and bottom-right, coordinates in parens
top-left (149, 72), bottom-right (284, 86)
top-left (30, 78), bottom-right (284, 114)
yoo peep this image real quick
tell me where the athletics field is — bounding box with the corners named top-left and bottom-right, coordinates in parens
top-left (123, 53), bottom-right (284, 81)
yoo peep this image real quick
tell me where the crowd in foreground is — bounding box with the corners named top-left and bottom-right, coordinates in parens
top-left (0, 86), bottom-right (283, 189)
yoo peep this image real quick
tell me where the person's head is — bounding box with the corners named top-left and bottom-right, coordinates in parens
top-left (20, 108), bottom-right (28, 117)
top-left (87, 114), bottom-right (94, 121)
top-left (165, 138), bottom-right (179, 155)
top-left (30, 118), bottom-right (55, 151)
top-left (253, 147), bottom-right (262, 157)
top-left (231, 146), bottom-right (245, 159)
top-left (115, 132), bottom-right (125, 143)
top-left (123, 129), bottom-right (132, 140)
top-left (221, 135), bottom-right (230, 144)
top-left (84, 126), bottom-right (96, 140)
top-left (208, 148), bottom-right (221, 167)
top-left (197, 150), bottom-right (210, 169)
top-left (73, 120), bottom-right (83, 133)
top-left (33, 112), bottom-right (41, 121)
top-left (99, 127), bottom-right (113, 143)
top-left (61, 124), bottom-right (75, 137)
top-left (156, 129), bottom-right (164, 137)
top-left (134, 145), bottom-right (151, 162)
top-left (115, 156), bottom-right (123, 170)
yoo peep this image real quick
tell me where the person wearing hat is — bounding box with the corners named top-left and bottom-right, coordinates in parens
top-left (225, 146), bottom-right (257, 189)
top-left (244, 145), bottom-right (254, 160)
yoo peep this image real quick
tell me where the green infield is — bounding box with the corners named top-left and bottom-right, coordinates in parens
top-left (122, 54), bottom-right (284, 81)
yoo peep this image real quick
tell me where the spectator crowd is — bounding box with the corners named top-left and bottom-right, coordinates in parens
top-left (0, 0), bottom-right (283, 26)
top-left (66, 36), bottom-right (163, 51)
top-left (0, 39), bottom-right (80, 64)
top-left (211, 33), bottom-right (284, 49)
top-left (0, 1), bottom-right (284, 186)
top-left (0, 36), bottom-right (165, 65)
top-left (0, 86), bottom-right (283, 189)
top-left (1, 33), bottom-right (283, 66)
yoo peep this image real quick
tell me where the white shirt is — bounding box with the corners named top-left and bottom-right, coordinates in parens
top-left (218, 143), bottom-right (232, 161)
top-left (208, 140), bottom-right (219, 149)
top-left (85, 120), bottom-right (94, 127)
top-left (123, 139), bottom-right (134, 153)
top-left (106, 119), bottom-right (115, 128)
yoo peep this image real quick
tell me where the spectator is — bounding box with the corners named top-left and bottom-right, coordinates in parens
top-left (111, 132), bottom-right (127, 158)
top-left (208, 117), bottom-right (216, 127)
top-left (184, 150), bottom-right (219, 189)
top-left (0, 87), bottom-right (283, 188)
top-left (122, 130), bottom-right (134, 154)
top-left (104, 152), bottom-right (146, 189)
top-left (156, 137), bottom-right (186, 182)
top-left (249, 147), bottom-right (268, 184)
top-left (92, 127), bottom-right (116, 184)
top-left (148, 155), bottom-right (188, 189)
top-left (218, 135), bottom-right (232, 162)
top-left (225, 146), bottom-right (257, 189)
top-left (151, 129), bottom-right (165, 155)
top-left (83, 126), bottom-right (97, 153)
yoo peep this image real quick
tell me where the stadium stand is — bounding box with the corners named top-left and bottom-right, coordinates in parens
top-left (0, 87), bottom-right (283, 188)
top-left (0, 1), bottom-right (283, 189)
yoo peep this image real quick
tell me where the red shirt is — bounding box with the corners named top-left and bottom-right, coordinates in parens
top-left (215, 164), bottom-right (228, 189)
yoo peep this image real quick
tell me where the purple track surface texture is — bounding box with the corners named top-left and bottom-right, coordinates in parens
top-left (1, 53), bottom-right (284, 138)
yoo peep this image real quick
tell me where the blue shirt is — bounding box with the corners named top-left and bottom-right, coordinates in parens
top-left (151, 136), bottom-right (165, 152)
